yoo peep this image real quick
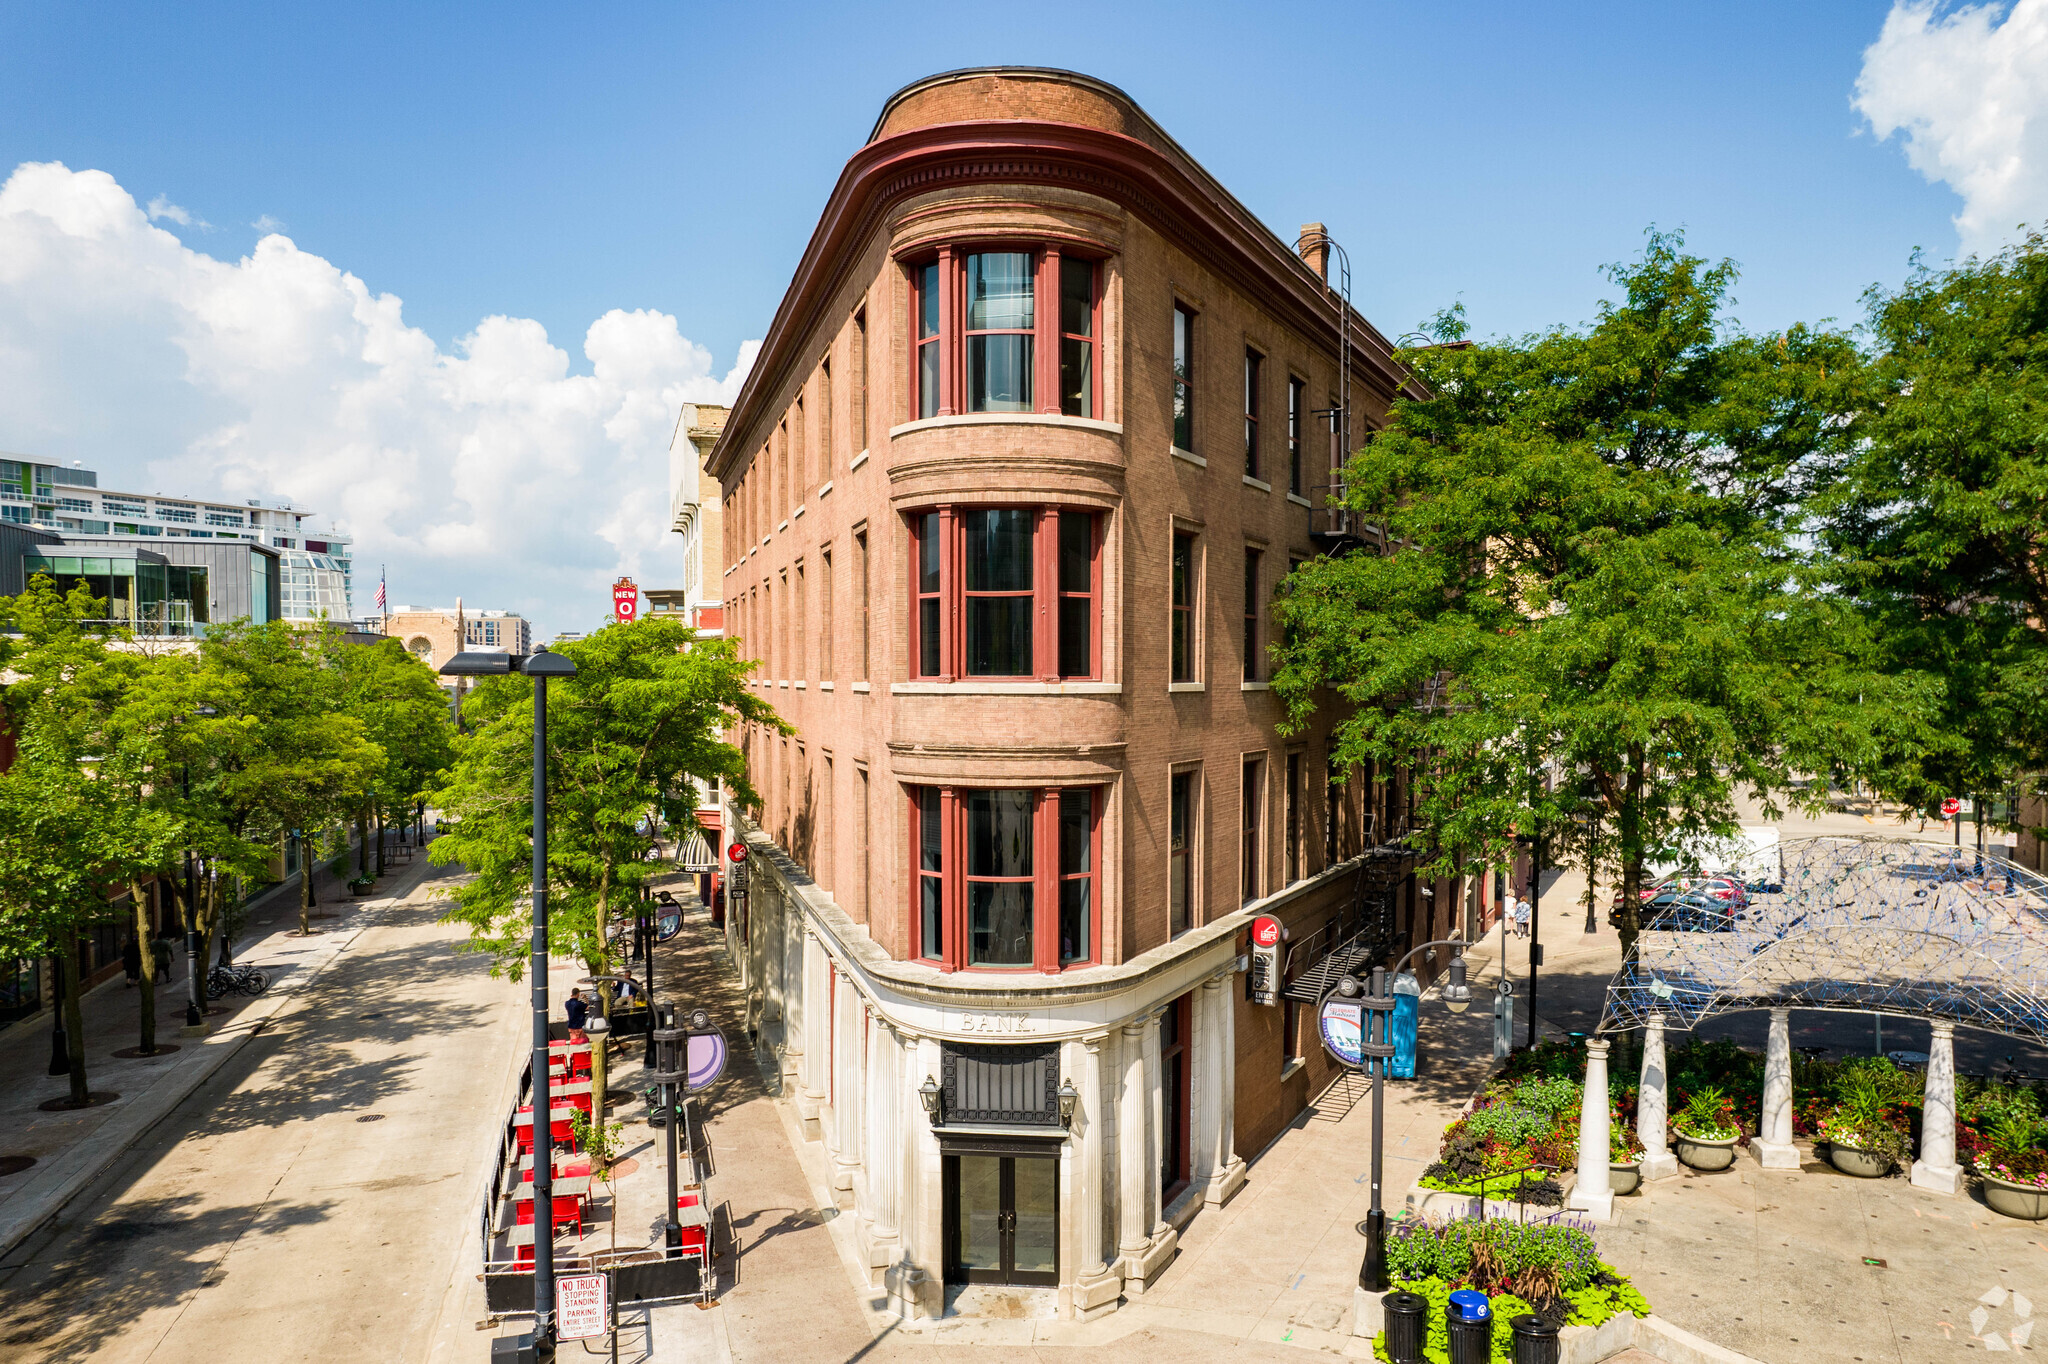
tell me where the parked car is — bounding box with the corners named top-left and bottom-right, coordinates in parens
top-left (1617, 874), bottom-right (1749, 910)
top-left (1609, 890), bottom-right (1737, 932)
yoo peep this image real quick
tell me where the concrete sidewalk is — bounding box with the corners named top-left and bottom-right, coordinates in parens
top-left (0, 838), bottom-right (443, 1259)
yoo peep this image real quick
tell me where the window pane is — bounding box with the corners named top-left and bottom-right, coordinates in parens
top-left (920, 262), bottom-right (940, 338)
top-left (965, 509), bottom-right (1033, 591)
top-left (968, 882), bottom-right (1034, 966)
top-left (1058, 512), bottom-right (1092, 593)
top-left (919, 512), bottom-right (941, 592)
top-left (1012, 1156), bottom-right (1058, 1275)
top-left (919, 599), bottom-right (940, 676)
top-left (921, 787), bottom-right (943, 872)
top-left (1060, 789), bottom-right (1092, 873)
top-left (967, 334), bottom-right (1033, 412)
top-left (966, 253), bottom-right (1033, 329)
top-left (1061, 257), bottom-right (1093, 335)
top-left (1171, 773), bottom-right (1191, 848)
top-left (922, 875), bottom-right (944, 959)
top-left (966, 597), bottom-right (1032, 676)
top-left (1172, 533), bottom-right (1191, 608)
top-left (1171, 609), bottom-right (1189, 683)
top-left (956, 1154), bottom-right (1001, 1268)
top-left (1059, 879), bottom-right (1091, 964)
top-left (1058, 598), bottom-right (1090, 677)
top-left (1060, 337), bottom-right (1092, 417)
top-left (919, 342), bottom-right (940, 420)
top-left (1173, 306), bottom-right (1193, 450)
top-left (967, 789), bottom-right (1033, 877)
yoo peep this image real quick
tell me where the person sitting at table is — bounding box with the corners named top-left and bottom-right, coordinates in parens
top-left (565, 988), bottom-right (588, 1040)
top-left (615, 976), bottom-right (637, 1007)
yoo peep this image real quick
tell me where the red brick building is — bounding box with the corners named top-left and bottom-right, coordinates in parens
top-left (708, 68), bottom-right (1456, 1321)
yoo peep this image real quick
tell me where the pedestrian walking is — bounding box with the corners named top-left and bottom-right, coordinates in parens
top-left (121, 936), bottom-right (142, 987)
top-left (151, 935), bottom-right (175, 983)
top-left (1511, 894), bottom-right (1532, 939)
top-left (565, 987), bottom-right (589, 1039)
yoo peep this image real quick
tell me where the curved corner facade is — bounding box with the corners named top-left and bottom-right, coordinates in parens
top-left (706, 68), bottom-right (1449, 1321)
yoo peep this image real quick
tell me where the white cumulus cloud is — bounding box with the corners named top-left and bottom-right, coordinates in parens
top-left (0, 162), bottom-right (754, 636)
top-left (145, 194), bottom-right (199, 227)
top-left (1856, 0), bottom-right (2048, 254)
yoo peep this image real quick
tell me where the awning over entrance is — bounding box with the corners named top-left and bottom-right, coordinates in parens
top-left (676, 829), bottom-right (716, 873)
top-left (1599, 836), bottom-right (2048, 1043)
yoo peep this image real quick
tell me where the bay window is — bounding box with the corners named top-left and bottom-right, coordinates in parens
top-left (908, 785), bottom-right (1102, 970)
top-left (907, 248), bottom-right (1102, 421)
top-left (909, 506), bottom-right (1101, 681)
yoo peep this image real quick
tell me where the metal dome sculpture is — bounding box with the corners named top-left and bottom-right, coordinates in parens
top-left (1599, 836), bottom-right (2048, 1042)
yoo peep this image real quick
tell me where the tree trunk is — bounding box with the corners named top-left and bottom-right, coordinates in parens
top-left (589, 871), bottom-right (615, 1124)
top-left (1615, 748), bottom-right (1647, 959)
top-left (1582, 820), bottom-right (1600, 931)
top-left (357, 808), bottom-right (369, 878)
top-left (375, 809), bottom-right (385, 878)
top-left (299, 837), bottom-right (313, 936)
top-left (132, 881), bottom-right (158, 1055)
top-left (62, 938), bottom-right (88, 1105)
top-left (198, 866), bottom-right (220, 976)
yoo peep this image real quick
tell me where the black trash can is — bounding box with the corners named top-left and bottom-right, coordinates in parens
top-left (1510, 1313), bottom-right (1560, 1364)
top-left (1381, 1291), bottom-right (1428, 1362)
top-left (1445, 1289), bottom-right (1492, 1364)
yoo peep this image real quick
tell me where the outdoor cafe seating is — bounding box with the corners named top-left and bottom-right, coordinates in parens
top-left (516, 1151), bottom-right (591, 1183)
top-left (512, 1105), bottom-right (577, 1155)
top-left (510, 1174), bottom-right (590, 1238)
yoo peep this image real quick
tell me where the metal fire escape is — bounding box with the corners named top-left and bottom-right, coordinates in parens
top-left (1295, 226), bottom-right (1372, 551)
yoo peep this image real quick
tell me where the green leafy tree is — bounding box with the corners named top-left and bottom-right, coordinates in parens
top-left (1274, 233), bottom-right (1924, 955)
top-left (433, 617), bottom-right (784, 1112)
top-left (331, 636), bottom-right (455, 879)
top-left (1816, 233), bottom-right (2048, 831)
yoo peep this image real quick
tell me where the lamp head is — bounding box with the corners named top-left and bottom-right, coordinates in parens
top-left (1057, 1077), bottom-right (1079, 1128)
top-left (918, 1074), bottom-right (942, 1121)
top-left (1442, 951), bottom-right (1472, 1013)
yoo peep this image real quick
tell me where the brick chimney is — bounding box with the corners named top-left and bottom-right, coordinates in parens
top-left (1298, 223), bottom-right (1329, 280)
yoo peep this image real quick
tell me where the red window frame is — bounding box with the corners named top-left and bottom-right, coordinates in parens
top-left (906, 247), bottom-right (1102, 423)
top-left (907, 505), bottom-right (1102, 682)
top-left (906, 784), bottom-right (1103, 972)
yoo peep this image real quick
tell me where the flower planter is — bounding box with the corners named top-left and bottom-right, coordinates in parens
top-left (1610, 1161), bottom-right (1642, 1195)
top-left (1826, 1144), bottom-right (1890, 1179)
top-left (1673, 1133), bottom-right (1738, 1171)
top-left (1981, 1171), bottom-right (2048, 1221)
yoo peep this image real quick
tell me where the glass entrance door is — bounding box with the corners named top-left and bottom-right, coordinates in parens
top-left (943, 1151), bottom-right (1060, 1286)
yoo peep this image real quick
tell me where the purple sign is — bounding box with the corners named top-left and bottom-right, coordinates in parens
top-left (685, 1029), bottom-right (727, 1092)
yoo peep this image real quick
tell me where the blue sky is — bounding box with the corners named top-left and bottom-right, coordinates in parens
top-left (0, 1), bottom-right (2019, 632)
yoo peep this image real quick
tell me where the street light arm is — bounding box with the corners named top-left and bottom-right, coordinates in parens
top-left (1385, 937), bottom-right (1468, 983)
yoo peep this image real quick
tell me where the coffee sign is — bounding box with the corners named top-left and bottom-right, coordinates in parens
top-left (1248, 914), bottom-right (1282, 1006)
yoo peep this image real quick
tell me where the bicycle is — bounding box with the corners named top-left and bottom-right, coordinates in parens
top-left (205, 964), bottom-right (269, 999)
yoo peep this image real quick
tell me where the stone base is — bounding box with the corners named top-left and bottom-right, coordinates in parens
top-left (1072, 1266), bottom-right (1123, 1321)
top-left (1202, 1156), bottom-right (1247, 1207)
top-left (1910, 1159), bottom-right (1962, 1195)
top-left (1351, 1286), bottom-right (1384, 1338)
top-left (1557, 1309), bottom-right (1636, 1363)
top-left (794, 1093), bottom-right (823, 1141)
top-left (1749, 1139), bottom-right (1801, 1170)
top-left (1567, 1188), bottom-right (1613, 1222)
top-left (1119, 1229), bottom-right (1178, 1294)
top-left (883, 1258), bottom-right (939, 1320)
top-left (859, 1226), bottom-right (900, 1282)
top-left (1641, 1150), bottom-right (1680, 1181)
top-left (176, 1022), bottom-right (211, 1038)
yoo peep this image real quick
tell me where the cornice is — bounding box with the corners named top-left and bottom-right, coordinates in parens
top-left (711, 118), bottom-right (1422, 481)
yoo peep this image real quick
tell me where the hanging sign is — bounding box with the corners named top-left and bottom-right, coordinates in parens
top-left (686, 1026), bottom-right (728, 1092)
top-left (611, 576), bottom-right (640, 624)
top-left (1318, 995), bottom-right (1366, 1069)
top-left (1248, 915), bottom-right (1282, 1006)
top-left (557, 1272), bottom-right (609, 1340)
top-left (727, 842), bottom-right (748, 863)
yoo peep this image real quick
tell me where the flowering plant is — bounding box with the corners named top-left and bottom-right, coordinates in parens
top-left (1672, 1086), bottom-right (1739, 1141)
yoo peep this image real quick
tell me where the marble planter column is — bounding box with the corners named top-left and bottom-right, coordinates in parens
top-left (1911, 1020), bottom-right (1963, 1195)
top-left (1569, 1036), bottom-right (1614, 1221)
top-left (1637, 1012), bottom-right (1678, 1181)
top-left (830, 965), bottom-right (862, 1199)
top-left (797, 931), bottom-right (829, 1138)
top-left (1752, 1007), bottom-right (1800, 1169)
top-left (1073, 1030), bottom-right (1123, 1319)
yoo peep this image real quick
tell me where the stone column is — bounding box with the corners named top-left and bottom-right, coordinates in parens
top-left (797, 931), bottom-right (829, 1138)
top-left (1752, 1007), bottom-right (1800, 1169)
top-left (830, 965), bottom-right (861, 1198)
top-left (1193, 978), bottom-right (1224, 1195)
top-left (1200, 974), bottom-right (1246, 1205)
top-left (779, 914), bottom-right (804, 1104)
top-left (886, 1031), bottom-right (940, 1320)
top-left (862, 1019), bottom-right (902, 1273)
top-left (1569, 1035), bottom-right (1614, 1221)
top-left (1637, 1013), bottom-right (1678, 1181)
top-left (1116, 1020), bottom-right (1150, 1267)
top-left (1912, 1020), bottom-right (1963, 1194)
top-left (1073, 1031), bottom-right (1122, 1318)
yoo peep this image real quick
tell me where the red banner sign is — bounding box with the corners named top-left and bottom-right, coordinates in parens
top-left (612, 575), bottom-right (639, 623)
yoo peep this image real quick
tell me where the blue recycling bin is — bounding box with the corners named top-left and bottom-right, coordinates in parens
top-left (1445, 1290), bottom-right (1493, 1364)
top-left (1388, 972), bottom-right (1420, 1078)
top-left (1447, 1289), bottom-right (1492, 1323)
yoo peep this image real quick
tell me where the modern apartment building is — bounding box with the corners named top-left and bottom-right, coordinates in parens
top-left (0, 453), bottom-right (354, 623)
top-left (707, 69), bottom-right (1461, 1323)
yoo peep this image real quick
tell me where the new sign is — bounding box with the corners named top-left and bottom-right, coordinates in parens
top-left (612, 576), bottom-right (639, 623)
top-left (1248, 915), bottom-right (1282, 1006)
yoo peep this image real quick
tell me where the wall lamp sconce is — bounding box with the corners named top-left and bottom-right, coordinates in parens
top-left (918, 1074), bottom-right (942, 1125)
top-left (1057, 1077), bottom-right (1079, 1129)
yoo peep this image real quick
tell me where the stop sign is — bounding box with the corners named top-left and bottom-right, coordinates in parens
top-left (1251, 915), bottom-right (1283, 948)
top-left (612, 576), bottom-right (639, 623)
top-left (1941, 797), bottom-right (1962, 818)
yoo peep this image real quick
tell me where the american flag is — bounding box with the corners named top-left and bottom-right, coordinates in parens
top-left (375, 568), bottom-right (387, 614)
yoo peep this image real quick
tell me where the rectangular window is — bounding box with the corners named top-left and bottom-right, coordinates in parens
top-left (1059, 256), bottom-right (1096, 418)
top-left (855, 528), bottom-right (870, 681)
top-left (794, 561), bottom-right (806, 680)
top-left (963, 508), bottom-right (1033, 676)
top-left (820, 753), bottom-right (835, 890)
top-left (1058, 788), bottom-right (1094, 965)
top-left (1285, 751), bottom-right (1303, 884)
top-left (1169, 769), bottom-right (1196, 936)
top-left (965, 253), bottom-right (1034, 413)
top-left (853, 308), bottom-right (869, 453)
top-left (1244, 349), bottom-right (1262, 480)
top-left (918, 786), bottom-right (945, 961)
top-left (1288, 377), bottom-right (1305, 496)
top-left (917, 261), bottom-right (942, 420)
top-left (1242, 547), bottom-right (1261, 681)
top-left (1171, 530), bottom-right (1197, 683)
top-left (794, 398), bottom-right (806, 495)
top-left (819, 360), bottom-right (832, 478)
top-left (915, 512), bottom-right (942, 677)
top-left (1160, 994), bottom-right (1192, 1197)
top-left (858, 765), bottom-right (871, 923)
top-left (1172, 304), bottom-right (1195, 451)
top-left (1241, 756), bottom-right (1265, 905)
top-left (820, 548), bottom-right (833, 679)
top-left (966, 789), bottom-right (1034, 966)
top-left (1057, 510), bottom-right (1096, 678)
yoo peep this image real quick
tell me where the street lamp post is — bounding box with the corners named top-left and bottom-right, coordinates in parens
top-left (442, 645), bottom-right (576, 1358)
top-left (1353, 939), bottom-right (1471, 1292)
top-left (180, 704), bottom-right (216, 1031)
